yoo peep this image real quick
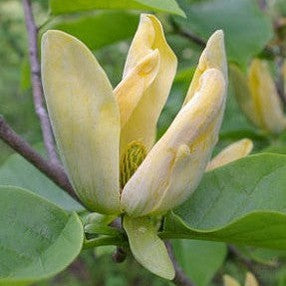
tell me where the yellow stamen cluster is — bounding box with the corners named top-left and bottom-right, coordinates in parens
top-left (120, 141), bottom-right (147, 189)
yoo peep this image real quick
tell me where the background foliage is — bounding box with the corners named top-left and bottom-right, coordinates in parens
top-left (1, 0), bottom-right (286, 285)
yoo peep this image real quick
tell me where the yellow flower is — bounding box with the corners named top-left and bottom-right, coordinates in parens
top-left (224, 272), bottom-right (258, 286)
top-left (42, 14), bottom-right (229, 217)
top-left (231, 59), bottom-right (286, 134)
top-left (41, 14), bottom-right (254, 279)
top-left (41, 14), bottom-right (177, 215)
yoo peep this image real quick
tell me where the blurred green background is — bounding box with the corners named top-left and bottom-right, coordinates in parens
top-left (1, 0), bottom-right (286, 285)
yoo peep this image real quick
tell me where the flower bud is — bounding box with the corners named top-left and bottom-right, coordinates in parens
top-left (232, 60), bottom-right (286, 134)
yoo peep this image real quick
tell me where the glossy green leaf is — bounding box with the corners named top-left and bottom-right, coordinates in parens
top-left (0, 152), bottom-right (83, 212)
top-left (0, 186), bottom-right (84, 285)
top-left (175, 0), bottom-right (273, 66)
top-left (50, 0), bottom-right (185, 17)
top-left (45, 11), bottom-right (139, 51)
top-left (163, 153), bottom-right (286, 250)
top-left (172, 240), bottom-right (227, 286)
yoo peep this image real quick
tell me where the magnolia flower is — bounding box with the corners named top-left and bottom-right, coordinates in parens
top-left (231, 59), bottom-right (286, 134)
top-left (224, 272), bottom-right (258, 286)
top-left (42, 14), bottom-right (228, 217)
top-left (41, 13), bottom-right (243, 279)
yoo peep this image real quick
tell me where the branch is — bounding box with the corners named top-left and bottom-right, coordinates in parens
top-left (228, 245), bottom-right (265, 286)
top-left (165, 241), bottom-right (196, 286)
top-left (0, 116), bottom-right (79, 202)
top-left (112, 247), bottom-right (127, 263)
top-left (257, 0), bottom-right (267, 10)
top-left (68, 257), bottom-right (91, 282)
top-left (22, 0), bottom-right (59, 165)
top-left (110, 218), bottom-right (128, 263)
top-left (275, 55), bottom-right (286, 105)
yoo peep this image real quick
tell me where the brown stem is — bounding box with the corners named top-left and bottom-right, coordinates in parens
top-left (112, 247), bottom-right (127, 263)
top-left (68, 257), bottom-right (91, 283)
top-left (22, 0), bottom-right (59, 165)
top-left (110, 218), bottom-right (128, 263)
top-left (0, 116), bottom-right (79, 202)
top-left (257, 0), bottom-right (267, 10)
top-left (275, 56), bottom-right (286, 105)
top-left (165, 241), bottom-right (196, 286)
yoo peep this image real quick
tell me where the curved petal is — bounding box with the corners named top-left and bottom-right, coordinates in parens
top-left (247, 59), bottom-right (286, 134)
top-left (114, 49), bottom-right (160, 128)
top-left (115, 14), bottom-right (177, 154)
top-left (123, 215), bottom-right (174, 280)
top-left (41, 30), bottom-right (120, 214)
top-left (183, 30), bottom-right (227, 105)
top-left (206, 138), bottom-right (253, 171)
top-left (121, 68), bottom-right (227, 216)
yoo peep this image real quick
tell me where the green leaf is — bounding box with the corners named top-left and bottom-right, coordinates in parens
top-left (45, 11), bottom-right (139, 51)
top-left (163, 153), bottom-right (286, 250)
top-left (0, 152), bottom-right (83, 212)
top-left (263, 145), bottom-right (286, 155)
top-left (0, 186), bottom-right (84, 285)
top-left (175, 0), bottom-right (273, 66)
top-left (172, 240), bottom-right (227, 286)
top-left (123, 216), bottom-right (174, 280)
top-left (50, 0), bottom-right (185, 17)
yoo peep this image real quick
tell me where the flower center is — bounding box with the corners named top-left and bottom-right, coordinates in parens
top-left (120, 141), bottom-right (147, 189)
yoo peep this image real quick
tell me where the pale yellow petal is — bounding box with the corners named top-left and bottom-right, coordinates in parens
top-left (206, 138), bottom-right (253, 171)
top-left (183, 30), bottom-right (227, 105)
top-left (121, 69), bottom-right (227, 216)
top-left (114, 49), bottom-right (160, 128)
top-left (248, 59), bottom-right (286, 134)
top-left (245, 272), bottom-right (259, 286)
top-left (223, 275), bottom-right (241, 286)
top-left (41, 30), bottom-right (120, 214)
top-left (123, 216), bottom-right (174, 280)
top-left (117, 14), bottom-right (177, 153)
